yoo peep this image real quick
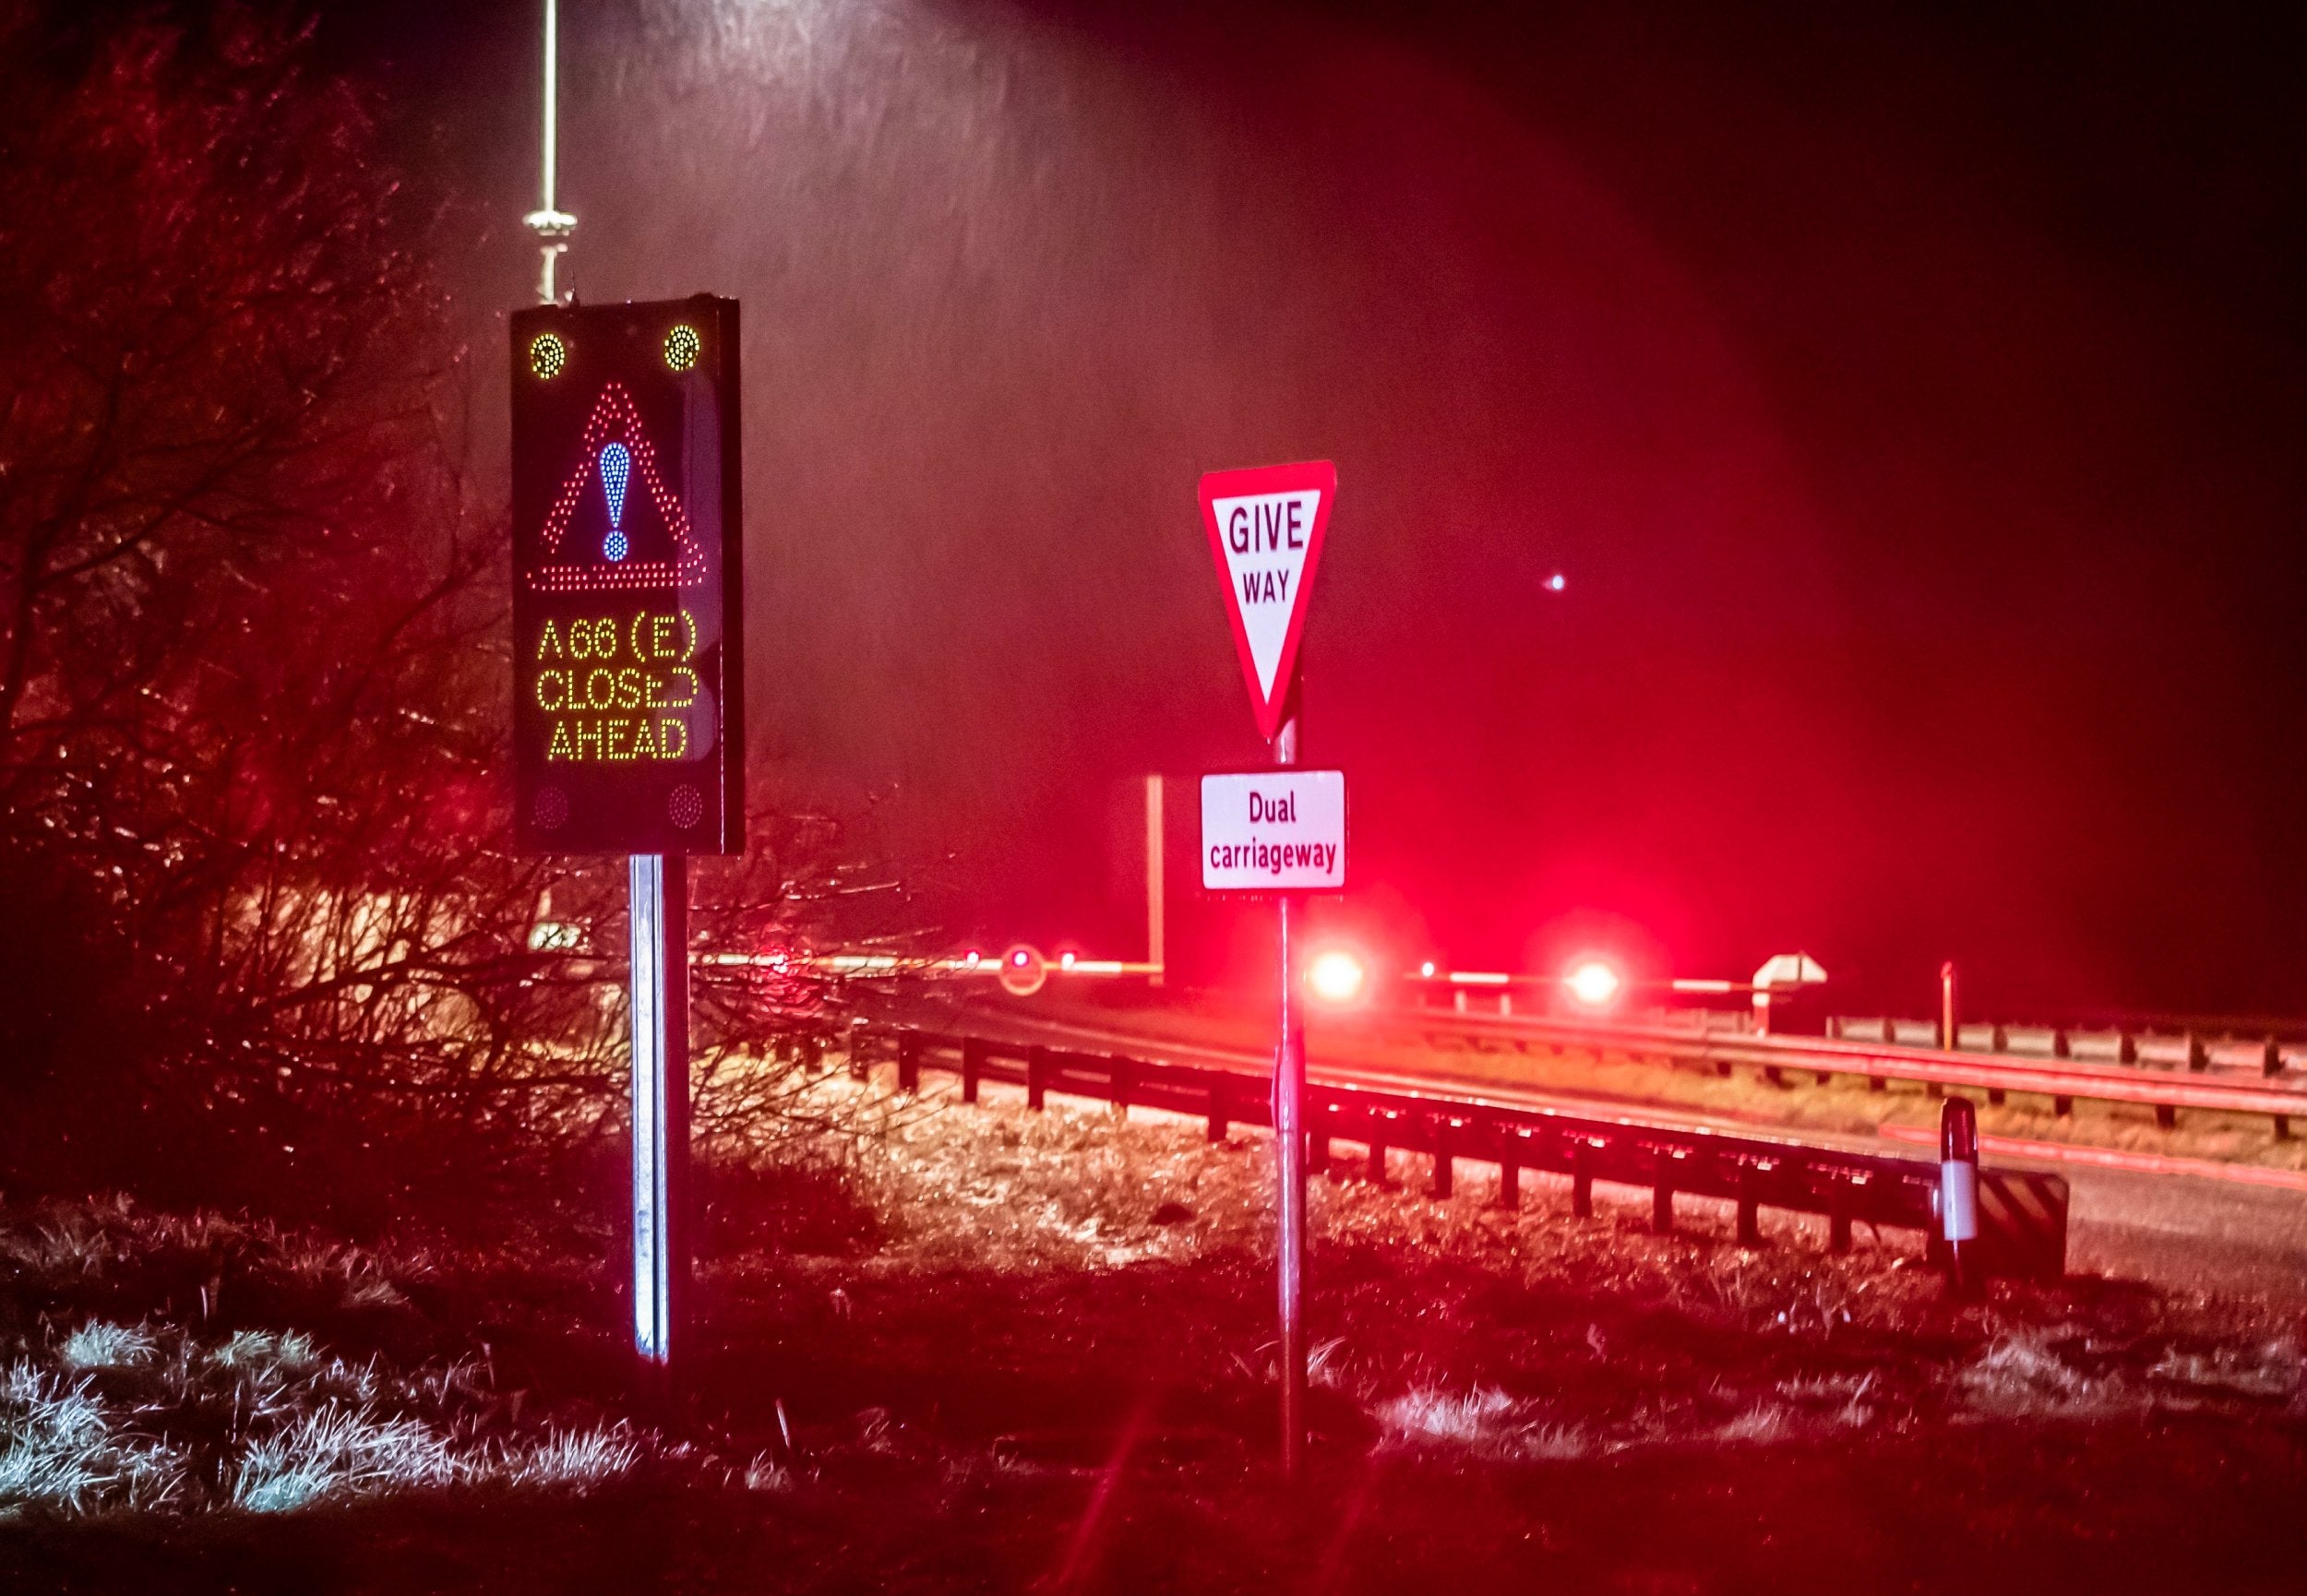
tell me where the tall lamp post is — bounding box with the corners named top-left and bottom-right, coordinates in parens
top-left (513, 1), bottom-right (714, 1389)
top-left (523, 0), bottom-right (578, 305)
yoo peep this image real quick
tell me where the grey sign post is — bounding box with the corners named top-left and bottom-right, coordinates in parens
top-left (1271, 706), bottom-right (1308, 1478)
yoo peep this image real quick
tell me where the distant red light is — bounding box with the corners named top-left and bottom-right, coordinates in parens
top-left (1307, 948), bottom-right (1368, 1005)
top-left (1565, 958), bottom-right (1622, 1007)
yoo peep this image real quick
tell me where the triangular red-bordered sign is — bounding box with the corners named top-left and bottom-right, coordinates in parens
top-left (529, 382), bottom-right (708, 594)
top-left (1199, 460), bottom-right (1335, 742)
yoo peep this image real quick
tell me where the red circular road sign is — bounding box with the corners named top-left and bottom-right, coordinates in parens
top-left (998, 944), bottom-right (1048, 998)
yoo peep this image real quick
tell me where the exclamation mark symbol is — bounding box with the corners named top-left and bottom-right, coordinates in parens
top-left (600, 441), bottom-right (631, 562)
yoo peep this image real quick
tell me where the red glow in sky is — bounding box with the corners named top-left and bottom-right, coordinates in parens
top-left (346, 0), bottom-right (2307, 1014)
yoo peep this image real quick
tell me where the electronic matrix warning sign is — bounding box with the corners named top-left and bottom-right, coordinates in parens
top-left (509, 296), bottom-right (743, 853)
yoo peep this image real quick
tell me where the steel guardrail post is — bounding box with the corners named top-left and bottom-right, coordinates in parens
top-left (1736, 1166), bottom-right (1763, 1246)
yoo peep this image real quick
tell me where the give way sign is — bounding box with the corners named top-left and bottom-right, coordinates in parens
top-left (1199, 460), bottom-right (1335, 742)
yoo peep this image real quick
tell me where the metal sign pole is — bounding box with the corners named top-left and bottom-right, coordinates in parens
top-left (628, 852), bottom-right (689, 1373)
top-left (1273, 693), bottom-right (1306, 1478)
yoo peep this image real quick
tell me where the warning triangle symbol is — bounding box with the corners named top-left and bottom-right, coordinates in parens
top-left (529, 383), bottom-right (707, 594)
top-left (1199, 460), bottom-right (1335, 742)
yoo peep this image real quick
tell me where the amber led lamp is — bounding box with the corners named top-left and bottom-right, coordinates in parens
top-left (529, 331), bottom-right (568, 380)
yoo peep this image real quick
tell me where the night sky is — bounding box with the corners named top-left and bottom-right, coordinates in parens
top-left (317, 0), bottom-right (2306, 1018)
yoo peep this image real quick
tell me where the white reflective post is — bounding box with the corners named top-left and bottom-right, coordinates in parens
top-left (628, 852), bottom-right (689, 1368)
top-left (1146, 773), bottom-right (1165, 986)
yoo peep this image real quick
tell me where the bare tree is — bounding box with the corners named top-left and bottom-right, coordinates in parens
top-left (0, 9), bottom-right (867, 1230)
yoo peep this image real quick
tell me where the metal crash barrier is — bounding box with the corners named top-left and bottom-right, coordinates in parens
top-left (874, 1026), bottom-right (2070, 1283)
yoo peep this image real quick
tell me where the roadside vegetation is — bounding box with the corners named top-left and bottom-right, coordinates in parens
top-left (4, 1068), bottom-right (2301, 1591)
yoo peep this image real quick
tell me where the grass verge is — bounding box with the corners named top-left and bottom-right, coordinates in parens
top-left (0, 1071), bottom-right (2301, 1592)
